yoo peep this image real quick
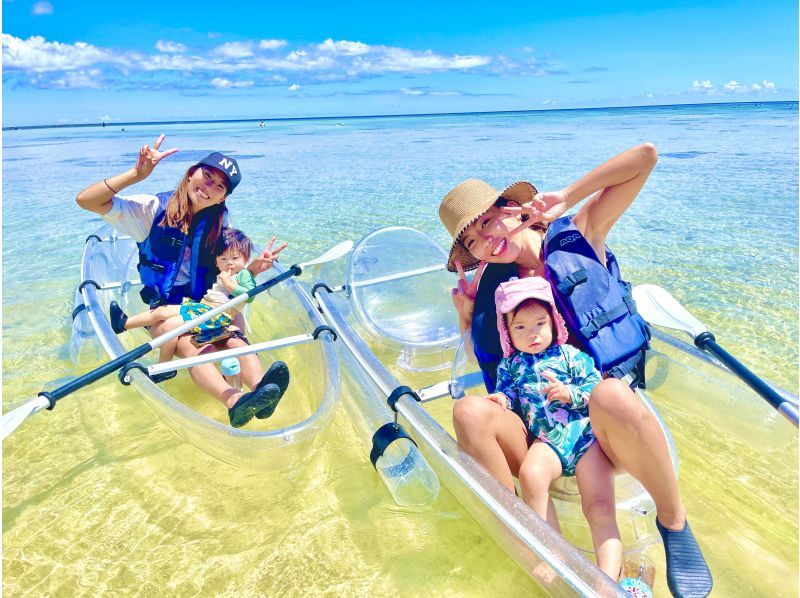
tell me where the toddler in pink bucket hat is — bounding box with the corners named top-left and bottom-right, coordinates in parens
top-left (491, 276), bottom-right (622, 578)
top-left (495, 276), bottom-right (569, 357)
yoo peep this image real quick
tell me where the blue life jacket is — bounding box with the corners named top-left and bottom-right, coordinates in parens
top-left (137, 191), bottom-right (223, 307)
top-left (543, 216), bottom-right (650, 383)
top-left (470, 216), bottom-right (649, 391)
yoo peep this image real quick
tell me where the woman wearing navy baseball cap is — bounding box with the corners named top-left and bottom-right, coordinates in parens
top-left (76, 134), bottom-right (288, 428)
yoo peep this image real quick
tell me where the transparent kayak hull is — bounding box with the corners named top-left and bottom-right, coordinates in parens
top-left (71, 225), bottom-right (340, 472)
top-left (311, 226), bottom-right (797, 596)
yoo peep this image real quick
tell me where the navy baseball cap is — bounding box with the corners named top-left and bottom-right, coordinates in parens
top-left (195, 152), bottom-right (241, 194)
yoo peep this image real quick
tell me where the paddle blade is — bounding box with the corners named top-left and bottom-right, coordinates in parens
top-left (632, 284), bottom-right (708, 339)
top-left (300, 241), bottom-right (353, 269)
top-left (2, 396), bottom-right (51, 440)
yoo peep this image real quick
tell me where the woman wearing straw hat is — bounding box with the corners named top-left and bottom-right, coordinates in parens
top-left (438, 144), bottom-right (712, 597)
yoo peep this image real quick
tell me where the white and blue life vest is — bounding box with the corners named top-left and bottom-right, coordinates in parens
top-left (136, 191), bottom-right (223, 307)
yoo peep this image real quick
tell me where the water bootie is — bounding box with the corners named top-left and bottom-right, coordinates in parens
top-left (255, 361), bottom-right (290, 419)
top-left (228, 383), bottom-right (281, 428)
top-left (656, 518), bottom-right (713, 597)
top-left (110, 301), bottom-right (128, 334)
top-left (149, 370), bottom-right (178, 384)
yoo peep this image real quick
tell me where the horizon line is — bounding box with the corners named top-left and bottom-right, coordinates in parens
top-left (3, 99), bottom-right (797, 132)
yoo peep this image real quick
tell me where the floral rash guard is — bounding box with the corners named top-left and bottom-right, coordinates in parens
top-left (495, 344), bottom-right (603, 475)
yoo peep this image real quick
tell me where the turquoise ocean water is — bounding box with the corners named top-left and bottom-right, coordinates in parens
top-left (3, 102), bottom-right (798, 595)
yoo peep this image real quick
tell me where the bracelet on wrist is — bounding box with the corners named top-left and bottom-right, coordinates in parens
top-left (104, 179), bottom-right (119, 194)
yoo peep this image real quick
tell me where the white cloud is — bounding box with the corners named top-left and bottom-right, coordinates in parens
top-left (100, 115), bottom-right (111, 121)
top-left (692, 79), bottom-right (714, 90)
top-left (317, 38), bottom-right (371, 56)
top-left (259, 39), bottom-right (287, 50)
top-left (690, 78), bottom-right (780, 96)
top-left (3, 33), bottom-right (503, 90)
top-left (723, 80), bottom-right (743, 91)
top-left (288, 83), bottom-right (300, 91)
top-left (212, 41), bottom-right (255, 59)
top-left (156, 40), bottom-right (186, 54)
top-left (210, 77), bottom-right (253, 88)
top-left (2, 34), bottom-right (114, 72)
top-left (401, 87), bottom-right (461, 96)
top-left (32, 1), bottom-right (53, 15)
top-left (49, 68), bottom-right (104, 88)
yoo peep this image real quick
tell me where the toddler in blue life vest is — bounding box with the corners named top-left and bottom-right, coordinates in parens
top-left (487, 276), bottom-right (622, 579)
top-left (112, 227), bottom-right (258, 360)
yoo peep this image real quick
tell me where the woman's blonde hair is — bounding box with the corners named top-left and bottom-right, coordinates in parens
top-left (159, 165), bottom-right (226, 250)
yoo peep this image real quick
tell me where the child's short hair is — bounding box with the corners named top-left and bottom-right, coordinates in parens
top-left (217, 228), bottom-right (254, 261)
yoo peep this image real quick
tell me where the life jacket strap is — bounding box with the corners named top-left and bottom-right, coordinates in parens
top-left (557, 268), bottom-right (587, 297)
top-left (579, 296), bottom-right (638, 338)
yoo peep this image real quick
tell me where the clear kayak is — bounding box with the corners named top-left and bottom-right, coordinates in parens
top-left (69, 225), bottom-right (341, 472)
top-left (305, 226), bottom-right (798, 597)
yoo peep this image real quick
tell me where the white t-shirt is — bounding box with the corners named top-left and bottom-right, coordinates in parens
top-left (102, 193), bottom-right (230, 287)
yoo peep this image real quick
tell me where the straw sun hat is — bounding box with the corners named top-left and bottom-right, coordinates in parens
top-left (438, 179), bottom-right (538, 273)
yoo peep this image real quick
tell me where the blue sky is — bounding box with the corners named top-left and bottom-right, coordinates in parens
top-left (2, 0), bottom-right (797, 126)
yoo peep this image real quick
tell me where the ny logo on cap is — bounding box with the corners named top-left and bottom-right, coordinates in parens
top-left (218, 157), bottom-right (238, 177)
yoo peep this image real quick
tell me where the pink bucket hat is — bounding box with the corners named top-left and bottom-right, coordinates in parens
top-left (495, 276), bottom-right (569, 357)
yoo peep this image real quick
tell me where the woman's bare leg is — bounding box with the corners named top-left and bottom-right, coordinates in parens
top-left (125, 305), bottom-right (179, 330)
top-left (227, 313), bottom-right (265, 390)
top-left (517, 442), bottom-right (563, 531)
top-left (575, 442), bottom-right (622, 579)
top-left (173, 335), bottom-right (243, 407)
top-left (155, 315), bottom-right (185, 362)
top-left (452, 395), bottom-right (530, 491)
top-left (589, 379), bottom-right (685, 529)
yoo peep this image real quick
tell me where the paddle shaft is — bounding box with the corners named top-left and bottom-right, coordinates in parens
top-left (695, 332), bottom-right (799, 425)
top-left (41, 264), bottom-right (302, 409)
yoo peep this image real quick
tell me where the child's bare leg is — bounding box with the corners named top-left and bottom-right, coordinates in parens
top-left (156, 315), bottom-right (186, 362)
top-left (575, 442), bottom-right (622, 579)
top-left (518, 441), bottom-right (563, 531)
top-left (125, 305), bottom-right (180, 330)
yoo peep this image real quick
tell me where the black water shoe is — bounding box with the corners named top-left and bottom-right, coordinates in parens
top-left (228, 383), bottom-right (281, 428)
top-left (255, 361), bottom-right (290, 419)
top-left (110, 301), bottom-right (128, 334)
top-left (656, 518), bottom-right (713, 597)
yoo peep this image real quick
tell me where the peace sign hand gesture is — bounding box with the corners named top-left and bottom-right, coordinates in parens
top-left (451, 259), bottom-right (487, 324)
top-left (249, 236), bottom-right (289, 274)
top-left (502, 190), bottom-right (568, 236)
top-left (540, 370), bottom-right (572, 405)
top-left (134, 134), bottom-right (178, 179)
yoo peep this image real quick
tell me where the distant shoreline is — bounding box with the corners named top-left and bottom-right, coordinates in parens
top-left (3, 100), bottom-right (796, 132)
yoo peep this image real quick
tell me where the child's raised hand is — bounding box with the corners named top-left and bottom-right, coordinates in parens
top-left (249, 236), bottom-right (289, 274)
top-left (486, 393), bottom-right (510, 410)
top-left (451, 259), bottom-right (487, 322)
top-left (503, 190), bottom-right (568, 236)
top-left (541, 370), bottom-right (571, 404)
